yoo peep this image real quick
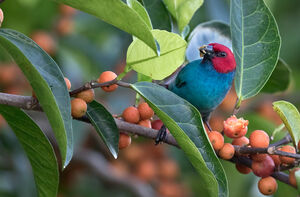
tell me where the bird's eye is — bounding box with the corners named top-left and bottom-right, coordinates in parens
top-left (216, 52), bottom-right (227, 57)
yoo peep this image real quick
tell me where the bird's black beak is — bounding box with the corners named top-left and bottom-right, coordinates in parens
top-left (199, 45), bottom-right (214, 59)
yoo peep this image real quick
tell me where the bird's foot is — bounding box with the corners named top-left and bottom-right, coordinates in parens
top-left (155, 125), bottom-right (167, 145)
top-left (205, 121), bottom-right (212, 131)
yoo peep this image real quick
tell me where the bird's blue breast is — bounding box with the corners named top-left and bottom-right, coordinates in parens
top-left (168, 59), bottom-right (235, 116)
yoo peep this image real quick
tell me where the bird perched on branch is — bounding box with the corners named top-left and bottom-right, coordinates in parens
top-left (156, 43), bottom-right (236, 143)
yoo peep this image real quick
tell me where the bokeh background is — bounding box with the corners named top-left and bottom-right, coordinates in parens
top-left (0, 0), bottom-right (300, 196)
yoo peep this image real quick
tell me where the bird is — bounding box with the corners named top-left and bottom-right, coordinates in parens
top-left (156, 43), bottom-right (236, 144)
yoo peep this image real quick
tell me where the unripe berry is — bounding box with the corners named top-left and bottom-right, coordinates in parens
top-left (119, 133), bottom-right (131, 149)
top-left (251, 154), bottom-right (267, 162)
top-left (122, 106), bottom-right (140, 124)
top-left (232, 136), bottom-right (249, 146)
top-left (289, 168), bottom-right (300, 187)
top-left (71, 98), bottom-right (87, 118)
top-left (98, 71), bottom-right (118, 92)
top-left (249, 130), bottom-right (269, 148)
top-left (280, 145), bottom-right (296, 164)
top-left (64, 77), bottom-right (72, 90)
top-left (76, 89), bottom-right (94, 103)
top-left (0, 8), bottom-right (4, 27)
top-left (270, 154), bottom-right (281, 167)
top-left (138, 102), bottom-right (154, 120)
top-left (138, 119), bottom-right (152, 128)
top-left (258, 176), bottom-right (277, 195)
top-left (235, 163), bottom-right (252, 174)
top-left (208, 131), bottom-right (224, 151)
top-left (223, 115), bottom-right (248, 138)
top-left (252, 155), bottom-right (275, 178)
top-left (219, 143), bottom-right (234, 160)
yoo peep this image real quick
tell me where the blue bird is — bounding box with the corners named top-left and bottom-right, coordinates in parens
top-left (156, 43), bottom-right (236, 143)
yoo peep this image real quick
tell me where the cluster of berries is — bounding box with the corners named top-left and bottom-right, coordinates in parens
top-left (119, 102), bottom-right (154, 149)
top-left (208, 115), bottom-right (298, 195)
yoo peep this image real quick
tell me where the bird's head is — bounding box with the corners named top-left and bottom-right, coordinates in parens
top-left (199, 43), bottom-right (236, 73)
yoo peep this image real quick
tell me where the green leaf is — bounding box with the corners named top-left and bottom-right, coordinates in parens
top-left (0, 105), bottom-right (59, 197)
top-left (231, 0), bottom-right (281, 100)
top-left (127, 0), bottom-right (152, 29)
top-left (131, 82), bottom-right (228, 197)
top-left (0, 29), bottom-right (73, 168)
top-left (295, 170), bottom-right (300, 193)
top-left (186, 21), bottom-right (231, 62)
top-left (127, 30), bottom-right (187, 80)
top-left (143, 0), bottom-right (173, 31)
top-left (273, 101), bottom-right (300, 146)
top-left (54, 0), bottom-right (158, 54)
top-left (271, 123), bottom-right (286, 142)
top-left (86, 101), bottom-right (119, 159)
top-left (162, 0), bottom-right (204, 32)
top-left (262, 59), bottom-right (291, 93)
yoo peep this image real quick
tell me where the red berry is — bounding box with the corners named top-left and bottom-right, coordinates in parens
top-left (223, 115), bottom-right (248, 138)
top-left (258, 176), bottom-right (277, 195)
top-left (151, 120), bottom-right (163, 130)
top-left (249, 130), bottom-right (269, 148)
top-left (236, 163), bottom-right (252, 174)
top-left (252, 155), bottom-right (275, 178)
top-left (251, 154), bottom-right (267, 162)
top-left (270, 154), bottom-right (281, 167)
top-left (208, 131), bottom-right (224, 151)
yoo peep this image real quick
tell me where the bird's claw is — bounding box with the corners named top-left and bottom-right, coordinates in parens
top-left (155, 125), bottom-right (167, 145)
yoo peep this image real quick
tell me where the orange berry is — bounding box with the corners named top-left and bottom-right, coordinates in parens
top-left (71, 98), bottom-right (87, 118)
top-left (208, 131), bottom-right (224, 151)
top-left (289, 168), bottom-right (300, 187)
top-left (0, 8), bottom-right (3, 27)
top-left (258, 176), bottom-right (277, 195)
top-left (98, 71), bottom-right (118, 92)
top-left (232, 136), bottom-right (249, 146)
top-left (280, 145), bottom-right (296, 164)
top-left (59, 5), bottom-right (77, 17)
top-left (76, 89), bottom-right (94, 103)
top-left (251, 154), bottom-right (267, 162)
top-left (223, 115), bottom-right (248, 138)
top-left (64, 77), bottom-right (71, 90)
top-left (249, 130), bottom-right (269, 148)
top-left (157, 181), bottom-right (186, 197)
top-left (235, 163), bottom-right (252, 174)
top-left (136, 159), bottom-right (157, 181)
top-left (138, 119), bottom-right (152, 128)
top-left (158, 159), bottom-right (179, 180)
top-left (270, 154), bottom-right (281, 167)
top-left (122, 106), bottom-right (140, 124)
top-left (56, 17), bottom-right (74, 36)
top-left (31, 31), bottom-right (56, 55)
top-left (138, 102), bottom-right (154, 120)
top-left (219, 143), bottom-right (235, 160)
top-left (119, 133), bottom-right (131, 149)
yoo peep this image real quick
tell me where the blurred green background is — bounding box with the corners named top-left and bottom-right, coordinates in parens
top-left (0, 0), bottom-right (300, 196)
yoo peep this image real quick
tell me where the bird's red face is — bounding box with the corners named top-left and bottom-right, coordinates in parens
top-left (200, 43), bottom-right (236, 73)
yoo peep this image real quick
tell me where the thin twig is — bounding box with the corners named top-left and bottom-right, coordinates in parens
top-left (69, 79), bottom-right (131, 96)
